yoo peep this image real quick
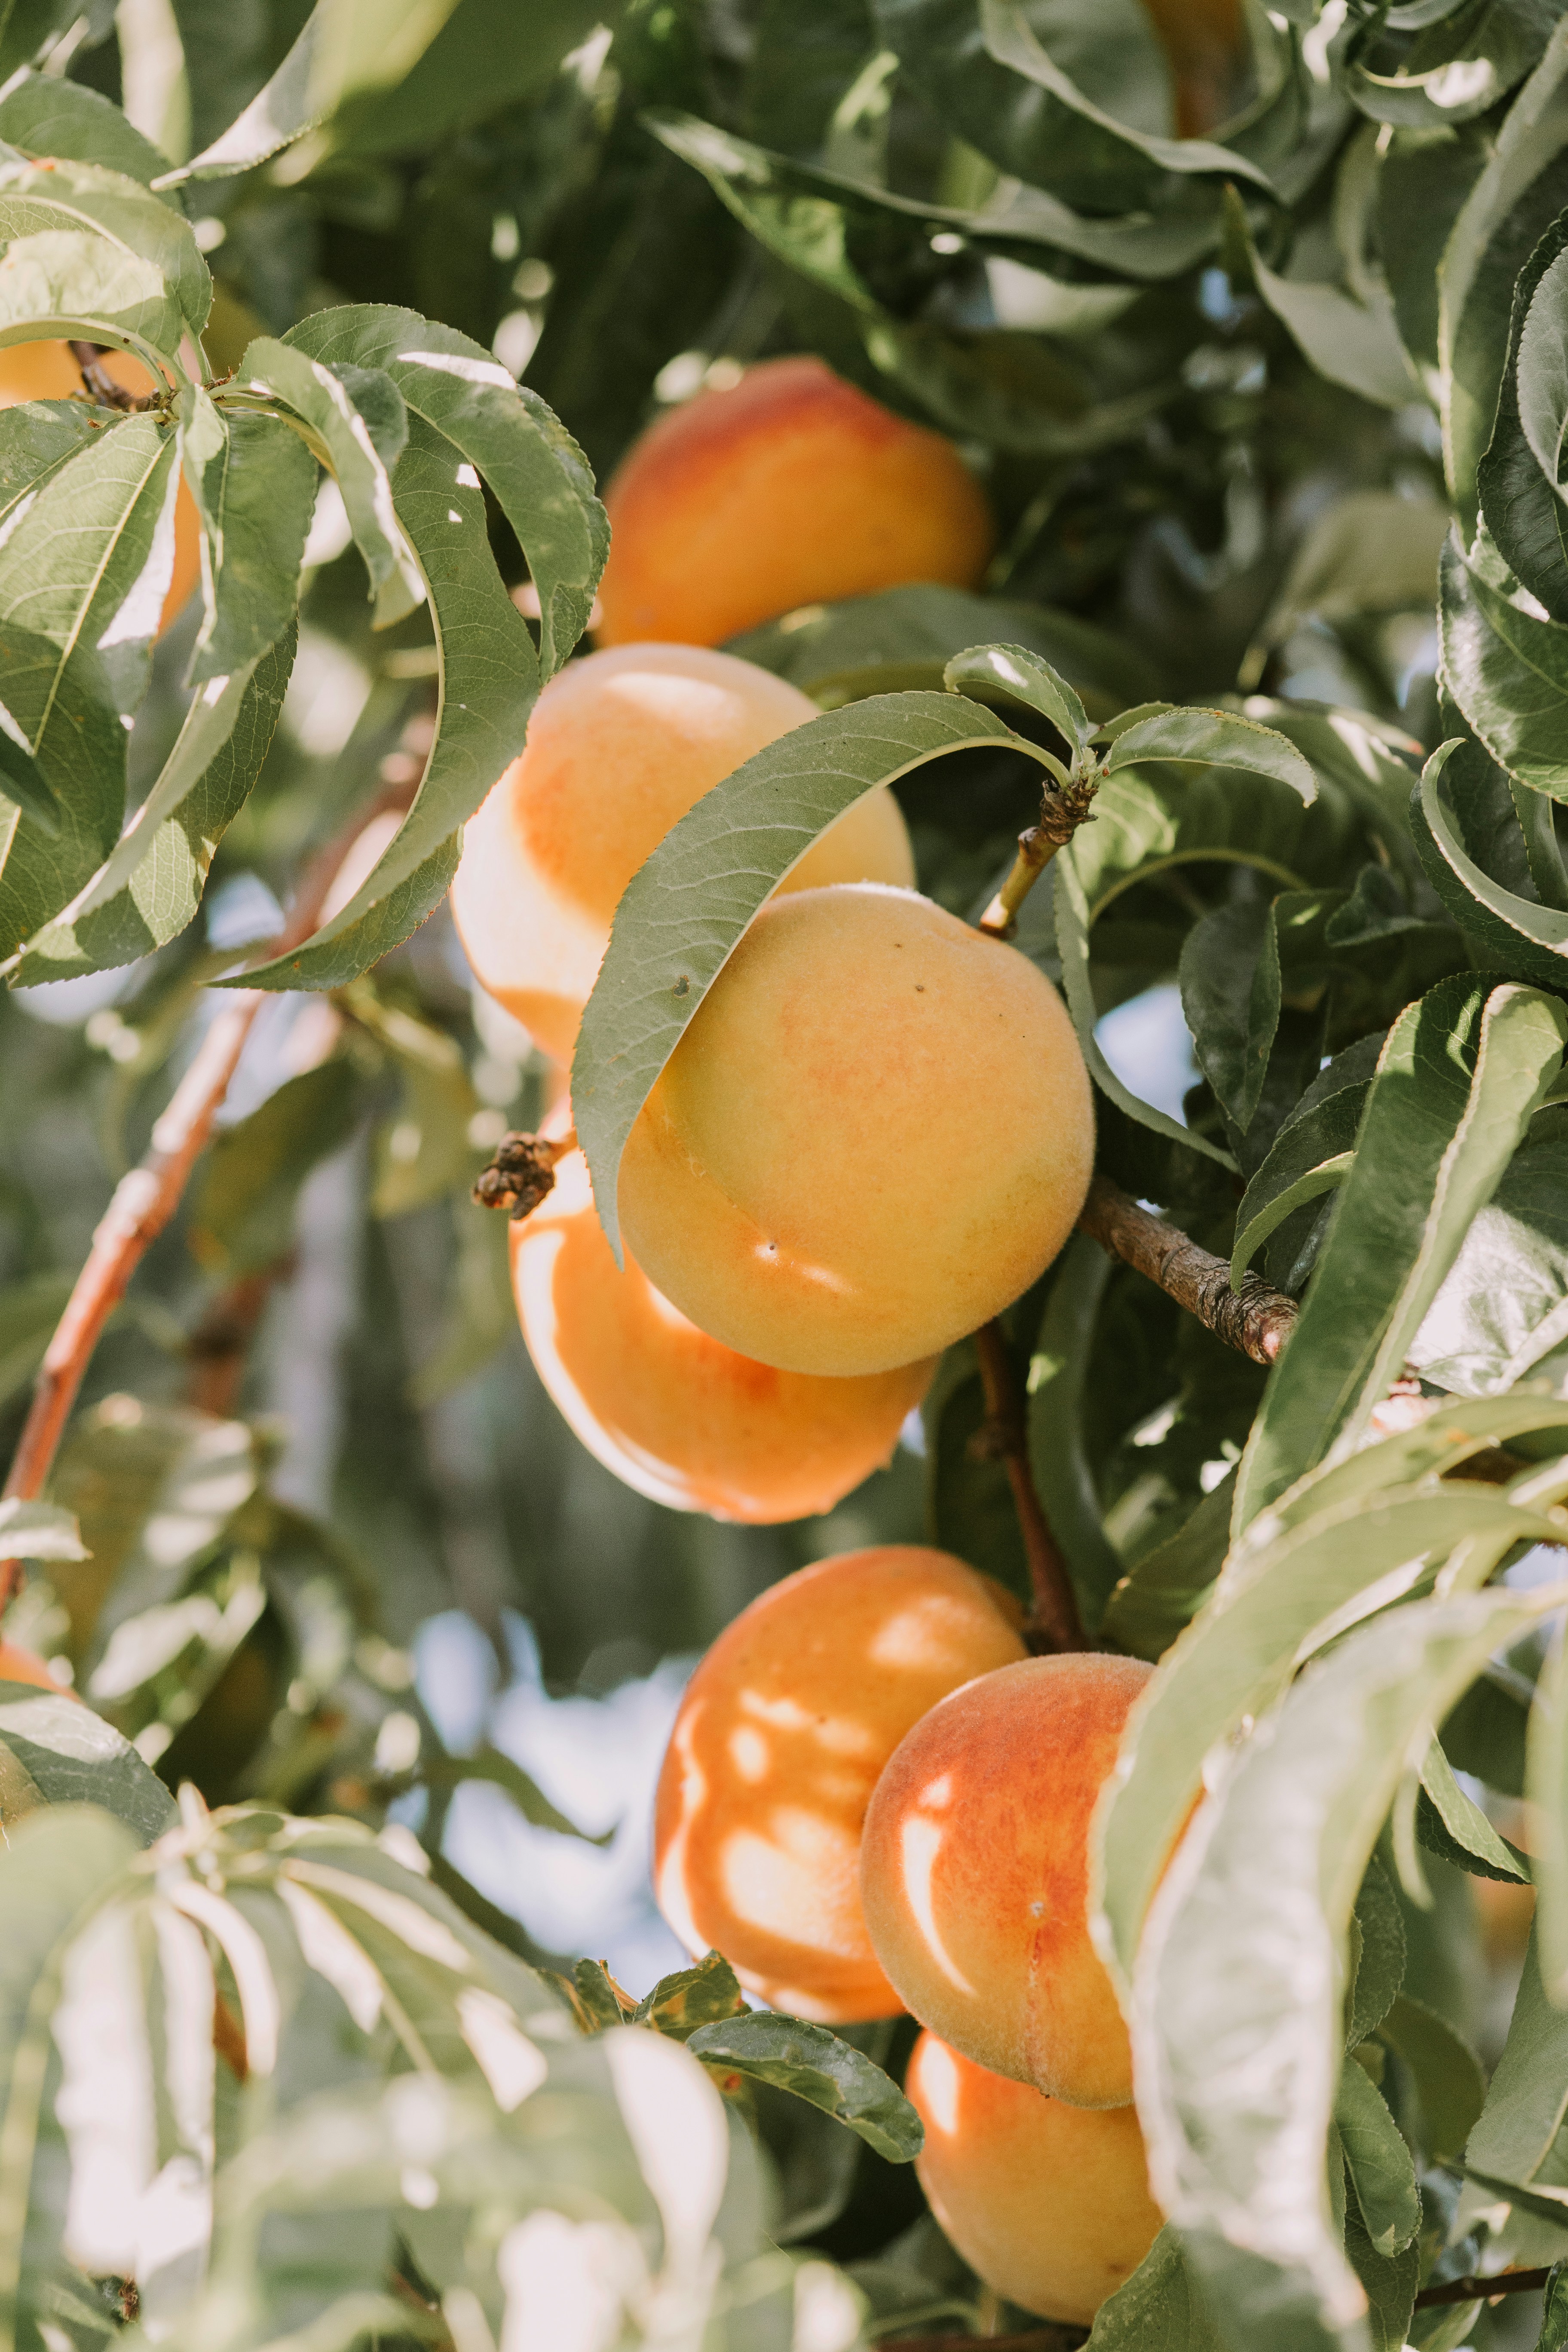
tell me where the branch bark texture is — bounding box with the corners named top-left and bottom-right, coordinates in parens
top-left (1077, 1174), bottom-right (1298, 1367)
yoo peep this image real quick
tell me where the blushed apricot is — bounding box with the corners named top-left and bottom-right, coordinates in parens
top-left (452, 642), bottom-right (914, 1063)
top-left (594, 358), bottom-right (994, 647)
top-left (511, 1125), bottom-right (933, 1522)
top-left (861, 1653), bottom-right (1152, 2107)
top-left (907, 2031), bottom-right (1162, 2323)
top-left (0, 340), bottom-right (200, 633)
top-left (0, 1639), bottom-right (68, 1692)
top-left (654, 1546), bottom-right (1026, 2021)
top-left (618, 883), bottom-right (1093, 1378)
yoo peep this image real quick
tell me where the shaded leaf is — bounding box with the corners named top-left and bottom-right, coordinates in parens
top-left (239, 337), bottom-right (410, 597)
top-left (1084, 2224), bottom-right (1223, 2348)
top-left (0, 1692), bottom-right (175, 1844)
top-left (1336, 2058), bottom-right (1421, 2257)
top-left (1528, 1617), bottom-right (1568, 2001)
top-left (1101, 1474), bottom-right (1234, 1663)
top-left (1029, 1238), bottom-right (1124, 1633)
top-left (1466, 1923), bottom-right (1568, 2188)
top-left (686, 2013), bottom-right (922, 2162)
top-left (1410, 735), bottom-right (1568, 986)
top-left (632, 1952), bottom-right (747, 2040)
top-left (1376, 1994), bottom-right (1485, 2163)
top-left (1347, 1858), bottom-right (1406, 2051)
top-left (1479, 208), bottom-right (1568, 622)
top-left (1179, 900), bottom-right (1282, 1136)
top-left (190, 1060), bottom-right (364, 1277)
top-left (1105, 706), bottom-right (1318, 801)
top-left (1440, 531), bottom-right (1568, 800)
top-left (1227, 188), bottom-right (1418, 411)
top-left (0, 150), bottom-right (208, 355)
top-left (1421, 1737), bottom-right (1529, 1882)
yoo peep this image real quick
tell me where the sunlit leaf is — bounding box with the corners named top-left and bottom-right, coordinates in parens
top-left (685, 2012), bottom-right (922, 2162)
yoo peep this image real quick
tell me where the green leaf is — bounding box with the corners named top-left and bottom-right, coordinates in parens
top-left (231, 408), bottom-right (540, 992)
top-left (1179, 900), bottom-right (1282, 1136)
top-left (1514, 236), bottom-right (1568, 521)
top-left (0, 1496), bottom-right (84, 1562)
top-left (1225, 188), bottom-right (1420, 412)
top-left (1538, 2261), bottom-right (1568, 2349)
top-left (1344, 2201), bottom-right (1420, 2352)
top-left (685, 2012), bottom-right (922, 2162)
top-left (1466, 1923), bottom-right (1568, 2188)
top-left (1528, 1618), bottom-right (1568, 2002)
top-left (1335, 2059), bottom-right (1421, 2258)
top-left (239, 337), bottom-right (411, 598)
top-left (0, 1270), bottom-right (71, 1408)
top-left (178, 400), bottom-right (317, 685)
top-left (1084, 2225), bottom-right (1223, 2349)
top-left (1480, 211), bottom-right (1568, 622)
top-left (0, 152), bottom-right (209, 353)
top-left (1440, 532), bottom-right (1568, 800)
top-left (1235, 978), bottom-right (1568, 1525)
top-left (0, 68), bottom-right (172, 190)
top-left (0, 1691), bottom-right (175, 1843)
top-left (1347, 1859), bottom-right (1406, 2050)
top-left (943, 640), bottom-right (1090, 752)
top-left (1420, 1737), bottom-right (1529, 1882)
top-left (11, 622), bottom-right (297, 984)
top-left (419, 1742), bottom-right (606, 1845)
top-left (1101, 1474), bottom-right (1234, 1663)
top-left (1375, 1994), bottom-right (1485, 2163)
top-left (282, 305), bottom-right (606, 678)
top-left (1243, 491), bottom-right (1451, 685)
top-left (1411, 736), bottom-right (1568, 984)
top-left (1135, 1584), bottom-right (1562, 2352)
top-left (1106, 708), bottom-right (1318, 801)
top-left (573, 689), bottom-right (1029, 1260)
top-left (1344, 0), bottom-right (1553, 131)
top-left (1029, 1238), bottom-right (1124, 1632)
top-left (190, 1060), bottom-right (364, 1277)
top-left (632, 1951), bottom-right (747, 2039)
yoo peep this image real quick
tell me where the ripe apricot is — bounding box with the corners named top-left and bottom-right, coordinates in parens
top-left (619, 883), bottom-right (1094, 1378)
top-left (654, 1546), bottom-right (1027, 2020)
top-left (907, 2031), bottom-right (1162, 2323)
top-left (594, 358), bottom-right (994, 647)
top-left (0, 1639), bottom-right (68, 1693)
top-left (511, 1123), bottom-right (934, 1521)
top-left (452, 643), bottom-right (914, 1064)
top-left (0, 340), bottom-right (200, 633)
top-left (861, 1653), bottom-right (1152, 2107)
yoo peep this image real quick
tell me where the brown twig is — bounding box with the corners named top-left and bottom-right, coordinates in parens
top-left (977, 773), bottom-right (1099, 940)
top-left (0, 781), bottom-right (419, 1611)
top-left (68, 340), bottom-right (161, 412)
top-left (1413, 2265), bottom-right (1552, 2309)
top-left (973, 1319), bottom-right (1086, 1654)
top-left (184, 1269), bottom-right (285, 1420)
top-left (1077, 1175), bottom-right (1298, 1368)
top-left (472, 1126), bottom-right (576, 1220)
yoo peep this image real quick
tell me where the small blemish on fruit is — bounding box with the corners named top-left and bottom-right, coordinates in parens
top-left (915, 983), bottom-right (925, 992)
top-left (1029, 1901), bottom-right (1044, 1916)
top-left (674, 974), bottom-right (690, 996)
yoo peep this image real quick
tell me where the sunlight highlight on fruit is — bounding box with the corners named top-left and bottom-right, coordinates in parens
top-left (653, 1547), bottom-right (1026, 2020)
top-left (453, 642), bottom-right (914, 1063)
top-left (594, 357), bottom-right (995, 646)
top-left (861, 1653), bottom-right (1152, 2107)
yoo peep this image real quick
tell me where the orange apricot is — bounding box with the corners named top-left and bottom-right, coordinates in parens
top-left (452, 642), bottom-right (914, 1064)
top-left (594, 357), bottom-right (994, 648)
top-left (0, 1639), bottom-right (69, 1693)
top-left (619, 883), bottom-right (1094, 1377)
top-left (906, 2030), bottom-right (1162, 2324)
top-left (0, 339), bottom-right (200, 633)
top-left (653, 1546), bottom-right (1027, 2020)
top-left (861, 1652), bottom-right (1152, 2107)
top-left (511, 1124), bottom-right (934, 1522)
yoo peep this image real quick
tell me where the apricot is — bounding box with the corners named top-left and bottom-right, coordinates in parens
top-left (653, 1546), bottom-right (1027, 2020)
top-left (618, 884), bottom-right (1094, 1378)
top-left (452, 642), bottom-right (914, 1063)
top-left (0, 1639), bottom-right (68, 1693)
top-left (0, 340), bottom-right (200, 633)
top-left (860, 1652), bottom-right (1152, 2107)
top-left (511, 1123), bottom-right (934, 1521)
top-left (906, 2031), bottom-right (1162, 2324)
top-left (594, 357), bottom-right (995, 647)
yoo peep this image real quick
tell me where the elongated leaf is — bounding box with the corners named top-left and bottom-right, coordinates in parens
top-left (0, 152), bottom-right (208, 352)
top-left (0, 1692), bottom-right (175, 1843)
top-left (1517, 238), bottom-right (1568, 501)
top-left (1335, 2060), bottom-right (1420, 2258)
top-left (178, 401), bottom-right (317, 684)
top-left (282, 306), bottom-right (606, 678)
top-left (1235, 979), bottom-right (1568, 1524)
top-left (1346, 1862), bottom-right (1406, 2052)
top-left (1529, 1620), bottom-right (1568, 2002)
top-left (1441, 532), bottom-right (1568, 799)
top-left (685, 2013), bottom-right (922, 2162)
top-left (633, 1952), bottom-right (747, 2039)
top-left (0, 68), bottom-right (174, 190)
top-left (1479, 210), bottom-right (1568, 621)
top-left (232, 409), bottom-right (540, 992)
top-left (191, 1060), bottom-right (364, 1276)
top-left (1106, 707), bottom-right (1318, 801)
top-left (11, 623), bottom-right (297, 983)
top-left (1540, 2263), bottom-right (1568, 2349)
top-left (1376, 1994), bottom-right (1485, 2162)
top-left (1084, 2225), bottom-right (1223, 2349)
top-left (1412, 736), bottom-right (1568, 983)
top-left (239, 337), bottom-right (410, 597)
top-left (1467, 1923), bottom-right (1568, 2187)
top-left (0, 1498), bottom-right (85, 1561)
top-left (1421, 1737), bottom-right (1528, 1881)
top-left (1228, 190), bottom-right (1419, 411)
top-left (943, 640), bottom-right (1091, 752)
top-left (1179, 900), bottom-right (1282, 1136)
top-left (1134, 1584), bottom-right (1561, 2352)
top-left (1029, 1239), bottom-right (1124, 1631)
top-left (1101, 1476), bottom-right (1234, 1663)
top-left (574, 690), bottom-right (1030, 1258)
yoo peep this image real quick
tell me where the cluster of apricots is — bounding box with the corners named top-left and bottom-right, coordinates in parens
top-left (654, 1547), bottom-right (1163, 2324)
top-left (455, 355), bottom-right (1096, 1519)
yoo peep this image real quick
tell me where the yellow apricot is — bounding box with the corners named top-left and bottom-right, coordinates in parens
top-left (0, 339), bottom-right (201, 633)
top-left (594, 357), bottom-right (995, 648)
top-left (618, 883), bottom-right (1094, 1378)
top-left (452, 642), bottom-right (914, 1064)
top-left (0, 1639), bottom-right (69, 1693)
top-left (511, 1125), bottom-right (934, 1522)
top-left (860, 1652), bottom-right (1152, 2107)
top-left (653, 1546), bottom-right (1027, 2021)
top-left (906, 2030), bottom-right (1162, 2324)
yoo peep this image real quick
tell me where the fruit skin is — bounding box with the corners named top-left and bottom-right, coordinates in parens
top-left (906, 2030), bottom-right (1162, 2325)
top-left (511, 1122), bottom-right (934, 1522)
top-left (861, 1652), bottom-right (1152, 2107)
top-left (619, 883), bottom-right (1094, 1378)
top-left (0, 340), bottom-right (201, 634)
top-left (594, 357), bottom-right (995, 647)
top-left (654, 1546), bottom-right (1027, 2021)
top-left (452, 642), bottom-right (915, 1063)
top-left (0, 1640), bottom-right (69, 1693)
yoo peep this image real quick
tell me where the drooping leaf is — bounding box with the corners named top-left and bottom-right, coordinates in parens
top-left (237, 337), bottom-right (411, 598)
top-left (1346, 1859), bottom-right (1406, 2051)
top-left (0, 67), bottom-right (175, 190)
top-left (1227, 188), bottom-right (1419, 411)
top-left (177, 401), bottom-right (317, 684)
top-left (1528, 1618), bottom-right (1568, 2003)
top-left (686, 2012), bottom-right (922, 2162)
top-left (0, 1692), bottom-right (175, 1844)
top-left (1029, 1238), bottom-right (1124, 1632)
top-left (944, 640), bottom-right (1091, 753)
top-left (1420, 1737), bottom-right (1529, 1882)
top-left (1179, 900), bottom-right (1282, 1137)
top-left (632, 1951), bottom-right (747, 2040)
top-left (0, 150), bottom-right (209, 349)
top-left (1101, 1475), bottom-right (1234, 1663)
top-left (573, 689), bottom-right (1032, 1259)
top-left (1235, 978), bottom-right (1568, 1524)
top-left (1466, 1923), bottom-right (1568, 2190)
top-left (1411, 735), bottom-right (1568, 985)
top-left (1335, 2058), bottom-right (1421, 2259)
top-left (1479, 209), bottom-right (1568, 622)
top-left (1440, 531), bottom-right (1568, 799)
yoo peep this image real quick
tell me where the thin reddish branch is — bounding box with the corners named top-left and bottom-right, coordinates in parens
top-left (1077, 1174), bottom-right (1298, 1368)
top-left (0, 781), bottom-right (417, 1611)
top-left (973, 1319), bottom-right (1086, 1654)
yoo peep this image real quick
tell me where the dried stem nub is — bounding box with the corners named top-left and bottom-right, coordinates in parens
top-left (472, 1128), bottom-right (576, 1221)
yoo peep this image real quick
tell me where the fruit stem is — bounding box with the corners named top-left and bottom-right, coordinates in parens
top-left (0, 779), bottom-right (420, 1614)
top-left (973, 1319), bottom-right (1087, 1655)
top-left (472, 1128), bottom-right (577, 1219)
top-left (1077, 1175), bottom-right (1298, 1367)
top-left (977, 769), bottom-right (1100, 940)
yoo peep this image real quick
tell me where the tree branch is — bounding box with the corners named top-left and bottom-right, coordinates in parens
top-left (973, 1319), bottom-right (1086, 1654)
top-left (68, 340), bottom-right (159, 412)
top-left (1413, 2265), bottom-right (1552, 2309)
top-left (0, 781), bottom-right (418, 1612)
top-left (1077, 1175), bottom-right (1298, 1367)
